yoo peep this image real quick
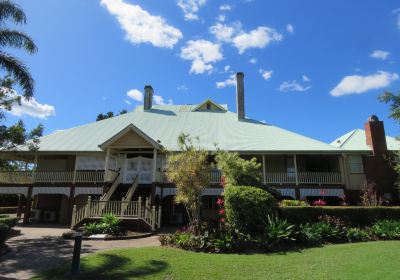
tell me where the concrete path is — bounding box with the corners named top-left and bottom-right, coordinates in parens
top-left (0, 223), bottom-right (160, 280)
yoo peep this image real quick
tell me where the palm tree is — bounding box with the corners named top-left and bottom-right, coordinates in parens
top-left (0, 0), bottom-right (37, 98)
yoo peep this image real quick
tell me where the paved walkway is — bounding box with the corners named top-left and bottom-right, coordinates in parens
top-left (0, 223), bottom-right (160, 280)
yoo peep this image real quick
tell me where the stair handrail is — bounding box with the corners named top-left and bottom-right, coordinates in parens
top-left (123, 174), bottom-right (139, 202)
top-left (100, 170), bottom-right (120, 201)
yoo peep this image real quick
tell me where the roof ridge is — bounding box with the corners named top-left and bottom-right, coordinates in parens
top-left (339, 129), bottom-right (359, 148)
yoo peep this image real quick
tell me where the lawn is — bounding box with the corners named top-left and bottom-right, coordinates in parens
top-left (34, 241), bottom-right (400, 280)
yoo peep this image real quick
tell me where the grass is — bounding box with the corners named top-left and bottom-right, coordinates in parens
top-left (34, 241), bottom-right (400, 280)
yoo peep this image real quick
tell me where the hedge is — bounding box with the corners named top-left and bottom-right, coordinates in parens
top-left (0, 215), bottom-right (19, 228)
top-left (225, 186), bottom-right (276, 234)
top-left (279, 206), bottom-right (400, 226)
top-left (0, 223), bottom-right (10, 246)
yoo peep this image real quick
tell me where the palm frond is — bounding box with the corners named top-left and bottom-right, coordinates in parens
top-left (0, 51), bottom-right (34, 98)
top-left (0, 0), bottom-right (26, 24)
top-left (0, 29), bottom-right (37, 53)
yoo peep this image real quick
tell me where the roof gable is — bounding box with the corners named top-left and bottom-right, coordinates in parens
top-left (191, 99), bottom-right (227, 112)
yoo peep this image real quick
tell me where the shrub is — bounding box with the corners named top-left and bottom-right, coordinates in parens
top-left (84, 214), bottom-right (123, 236)
top-left (263, 215), bottom-right (296, 248)
top-left (0, 223), bottom-right (10, 246)
top-left (0, 216), bottom-right (19, 228)
top-left (224, 186), bottom-right (276, 234)
top-left (279, 206), bottom-right (400, 226)
top-left (298, 219), bottom-right (346, 246)
top-left (279, 200), bottom-right (309, 207)
top-left (371, 220), bottom-right (400, 240)
top-left (346, 228), bottom-right (372, 242)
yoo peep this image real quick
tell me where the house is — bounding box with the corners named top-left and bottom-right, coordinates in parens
top-left (0, 72), bottom-right (397, 228)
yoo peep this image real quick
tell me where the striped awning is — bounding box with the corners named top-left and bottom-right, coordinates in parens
top-left (32, 187), bottom-right (71, 197)
top-left (159, 187), bottom-right (223, 198)
top-left (277, 188), bottom-right (296, 199)
top-left (0, 186), bottom-right (28, 196)
top-left (300, 188), bottom-right (344, 199)
top-left (74, 187), bottom-right (103, 197)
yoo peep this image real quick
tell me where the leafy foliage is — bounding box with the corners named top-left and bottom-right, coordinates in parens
top-left (84, 214), bottom-right (123, 236)
top-left (215, 151), bottom-right (262, 186)
top-left (166, 133), bottom-right (211, 230)
top-left (263, 215), bottom-right (296, 248)
top-left (224, 185), bottom-right (276, 234)
top-left (279, 199), bottom-right (309, 207)
top-left (371, 219), bottom-right (400, 240)
top-left (96, 109), bottom-right (127, 121)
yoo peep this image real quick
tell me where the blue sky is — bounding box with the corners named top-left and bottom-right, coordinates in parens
top-left (6, 0), bottom-right (400, 143)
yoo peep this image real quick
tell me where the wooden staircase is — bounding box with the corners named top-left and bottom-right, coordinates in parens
top-left (71, 197), bottom-right (161, 231)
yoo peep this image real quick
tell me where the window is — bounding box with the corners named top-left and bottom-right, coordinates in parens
top-left (348, 155), bottom-right (364, 174)
top-left (206, 102), bottom-right (211, 110)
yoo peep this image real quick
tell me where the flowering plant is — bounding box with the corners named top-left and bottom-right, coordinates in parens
top-left (313, 199), bottom-right (327, 206)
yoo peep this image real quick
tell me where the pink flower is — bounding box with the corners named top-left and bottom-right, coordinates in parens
top-left (218, 208), bottom-right (225, 215)
top-left (220, 176), bottom-right (226, 187)
top-left (220, 218), bottom-right (225, 223)
top-left (216, 197), bottom-right (224, 206)
top-left (313, 199), bottom-right (327, 206)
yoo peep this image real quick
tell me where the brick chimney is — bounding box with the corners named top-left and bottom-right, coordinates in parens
top-left (144, 85), bottom-right (153, 110)
top-left (236, 72), bottom-right (245, 120)
top-left (364, 115), bottom-right (388, 156)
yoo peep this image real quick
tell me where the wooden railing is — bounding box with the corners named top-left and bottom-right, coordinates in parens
top-left (265, 172), bottom-right (342, 185)
top-left (157, 169), bottom-right (222, 184)
top-left (71, 197), bottom-right (162, 231)
top-left (0, 170), bottom-right (106, 184)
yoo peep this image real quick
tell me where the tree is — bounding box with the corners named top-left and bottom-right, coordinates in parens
top-left (379, 91), bottom-right (400, 124)
top-left (0, 0), bottom-right (37, 99)
top-left (165, 133), bottom-right (211, 231)
top-left (0, 2), bottom-right (42, 168)
top-left (96, 109), bottom-right (127, 121)
top-left (215, 151), bottom-right (262, 187)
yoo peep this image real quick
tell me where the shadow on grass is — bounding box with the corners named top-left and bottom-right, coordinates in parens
top-left (35, 253), bottom-right (168, 280)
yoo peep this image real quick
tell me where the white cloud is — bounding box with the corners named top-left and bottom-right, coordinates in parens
top-left (394, 8), bottom-right (400, 29)
top-left (125, 99), bottom-right (132, 105)
top-left (259, 69), bottom-right (273, 80)
top-left (177, 85), bottom-right (189, 91)
top-left (177, 0), bottom-right (207, 21)
top-left (232, 26), bottom-right (282, 54)
top-left (154, 95), bottom-right (173, 105)
top-left (220, 5), bottom-right (232, 11)
top-left (249, 58), bottom-right (257, 64)
top-left (286, 23), bottom-right (294, 33)
top-left (302, 75), bottom-right (311, 82)
top-left (180, 40), bottom-right (223, 74)
top-left (330, 71), bottom-right (399, 97)
top-left (127, 89), bottom-right (144, 101)
top-left (209, 22), bottom-right (241, 43)
top-left (279, 80), bottom-right (311, 92)
top-left (224, 65), bottom-right (231, 72)
top-left (101, 0), bottom-right (182, 49)
top-left (8, 91), bottom-right (55, 119)
top-left (216, 14), bottom-right (226, 22)
top-left (216, 74), bottom-right (236, 88)
top-left (370, 50), bottom-right (390, 60)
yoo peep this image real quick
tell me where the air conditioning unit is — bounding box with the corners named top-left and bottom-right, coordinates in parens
top-left (30, 209), bottom-right (41, 222)
top-left (43, 211), bottom-right (57, 222)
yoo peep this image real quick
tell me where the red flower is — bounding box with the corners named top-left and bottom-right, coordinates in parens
top-left (313, 199), bottom-right (327, 206)
top-left (220, 218), bottom-right (225, 223)
top-left (218, 208), bottom-right (225, 215)
top-left (216, 197), bottom-right (224, 206)
top-left (320, 189), bottom-right (327, 195)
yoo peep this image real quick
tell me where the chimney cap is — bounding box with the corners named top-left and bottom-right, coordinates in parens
top-left (144, 85), bottom-right (153, 89)
top-left (236, 72), bottom-right (244, 77)
top-left (368, 115), bottom-right (379, 122)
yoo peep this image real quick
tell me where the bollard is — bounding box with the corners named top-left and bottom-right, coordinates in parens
top-left (72, 232), bottom-right (83, 275)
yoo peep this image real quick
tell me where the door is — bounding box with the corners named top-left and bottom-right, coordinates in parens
top-left (124, 156), bottom-right (153, 184)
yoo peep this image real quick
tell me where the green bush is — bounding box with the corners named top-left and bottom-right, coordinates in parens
top-left (371, 220), bottom-right (400, 240)
top-left (346, 228), bottom-right (372, 242)
top-left (224, 186), bottom-right (276, 234)
top-left (279, 206), bottom-right (400, 226)
top-left (263, 215), bottom-right (296, 248)
top-left (0, 223), bottom-right (10, 246)
top-left (84, 214), bottom-right (123, 236)
top-left (0, 216), bottom-right (19, 228)
top-left (279, 200), bottom-right (309, 207)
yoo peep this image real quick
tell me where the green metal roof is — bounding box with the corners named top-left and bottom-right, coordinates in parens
top-left (16, 103), bottom-right (342, 153)
top-left (330, 129), bottom-right (399, 151)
